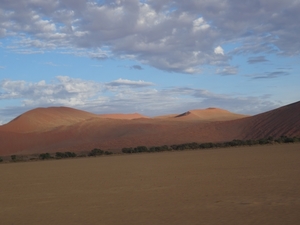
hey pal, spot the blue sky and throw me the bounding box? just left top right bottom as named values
left=0, top=0, right=300, bottom=124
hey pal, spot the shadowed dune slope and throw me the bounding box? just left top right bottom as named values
left=0, top=101, right=299, bottom=156
left=235, top=101, right=300, bottom=140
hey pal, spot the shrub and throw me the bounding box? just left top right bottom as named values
left=64, top=152, right=77, bottom=158
left=55, top=152, right=77, bottom=159
left=0, top=157, right=3, bottom=163
left=149, top=146, right=163, bottom=152
left=39, top=153, right=51, bottom=160
left=55, top=152, right=65, bottom=158
left=104, top=151, right=113, bottom=155
left=122, top=148, right=133, bottom=153
left=258, top=138, right=269, bottom=145
left=199, top=142, right=214, bottom=149
left=161, top=145, right=170, bottom=151
left=11, top=155, right=17, bottom=162
left=134, top=146, right=148, bottom=153
left=88, top=148, right=104, bottom=156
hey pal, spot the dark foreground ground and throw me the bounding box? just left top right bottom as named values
left=1, top=143, right=300, bottom=225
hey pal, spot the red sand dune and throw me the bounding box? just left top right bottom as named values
left=0, top=107, right=98, bottom=133
left=98, top=113, right=149, bottom=120
left=234, top=101, right=300, bottom=140
left=173, top=108, right=248, bottom=121
left=0, top=101, right=299, bottom=156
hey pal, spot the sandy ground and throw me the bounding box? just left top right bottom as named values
left=0, top=144, right=300, bottom=225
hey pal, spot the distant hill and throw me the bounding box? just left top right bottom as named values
left=0, top=101, right=299, bottom=156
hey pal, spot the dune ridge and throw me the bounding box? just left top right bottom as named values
left=0, top=101, right=299, bottom=156
left=174, top=108, right=248, bottom=121
left=0, top=107, right=98, bottom=133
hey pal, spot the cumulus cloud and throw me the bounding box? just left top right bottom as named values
left=0, top=76, right=103, bottom=106
left=214, top=46, right=224, bottom=55
left=1, top=0, right=298, bottom=73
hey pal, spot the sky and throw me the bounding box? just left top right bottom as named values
left=0, top=0, right=300, bottom=124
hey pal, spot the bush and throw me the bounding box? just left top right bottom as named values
left=55, top=152, right=77, bottom=159
left=104, top=151, right=113, bottom=155
left=122, top=148, right=134, bottom=153
left=55, top=152, right=65, bottom=158
left=134, top=146, right=148, bottom=153
left=39, top=153, right=51, bottom=160
left=11, top=155, right=17, bottom=162
left=65, top=152, right=77, bottom=158
left=258, top=138, right=267, bottom=145
left=0, top=157, right=3, bottom=163
left=199, top=142, right=214, bottom=149
left=88, top=148, right=104, bottom=156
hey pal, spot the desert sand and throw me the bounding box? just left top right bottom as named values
left=0, top=101, right=299, bottom=156
left=1, top=144, right=300, bottom=225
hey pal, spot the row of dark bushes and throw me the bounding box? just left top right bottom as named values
left=1, top=136, right=299, bottom=163
left=38, top=148, right=113, bottom=160
left=122, top=136, right=300, bottom=154
left=1, top=148, right=114, bottom=162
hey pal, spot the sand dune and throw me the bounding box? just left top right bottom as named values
left=235, top=101, right=300, bottom=139
left=173, top=108, right=248, bottom=121
left=98, top=113, right=149, bottom=120
left=0, top=107, right=98, bottom=133
left=0, top=101, right=299, bottom=156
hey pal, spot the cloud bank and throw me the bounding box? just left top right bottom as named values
left=0, top=76, right=280, bottom=124
left=1, top=0, right=299, bottom=73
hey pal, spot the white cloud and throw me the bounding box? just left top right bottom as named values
left=107, top=78, right=154, bottom=88
left=216, top=66, right=238, bottom=75
left=0, top=76, right=102, bottom=106
left=214, top=46, right=224, bottom=55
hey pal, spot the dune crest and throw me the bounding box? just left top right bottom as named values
left=174, top=108, right=248, bottom=121
left=0, top=107, right=97, bottom=133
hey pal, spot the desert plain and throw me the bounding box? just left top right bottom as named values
left=1, top=143, right=300, bottom=225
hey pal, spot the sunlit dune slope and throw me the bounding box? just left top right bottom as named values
left=153, top=108, right=247, bottom=121
left=173, top=108, right=248, bottom=121
left=0, top=107, right=97, bottom=133
left=98, top=113, right=149, bottom=120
